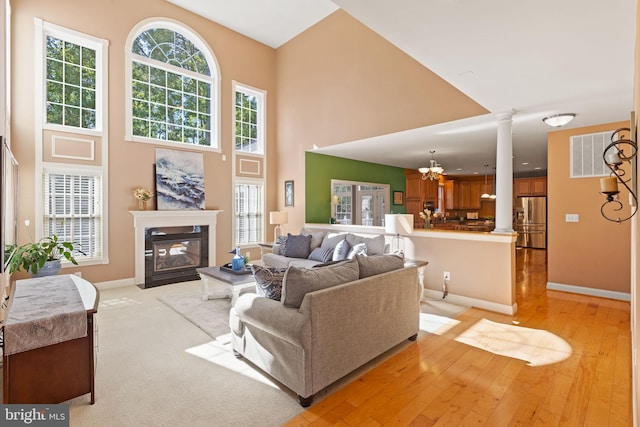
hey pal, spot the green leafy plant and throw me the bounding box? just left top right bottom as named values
left=6, top=234, right=85, bottom=275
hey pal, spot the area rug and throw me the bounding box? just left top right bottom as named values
left=158, top=292, right=232, bottom=339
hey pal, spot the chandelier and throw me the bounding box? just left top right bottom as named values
left=418, top=150, right=444, bottom=181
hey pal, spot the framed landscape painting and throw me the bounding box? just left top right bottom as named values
left=155, top=148, right=205, bottom=210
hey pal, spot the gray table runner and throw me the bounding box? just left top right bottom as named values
left=4, top=274, right=87, bottom=355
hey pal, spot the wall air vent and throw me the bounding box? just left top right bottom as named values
left=570, top=130, right=614, bottom=178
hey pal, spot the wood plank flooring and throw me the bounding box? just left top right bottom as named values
left=283, top=248, right=632, bottom=426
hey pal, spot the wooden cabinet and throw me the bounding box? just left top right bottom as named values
left=405, top=170, right=439, bottom=227
left=456, top=180, right=482, bottom=209
left=444, top=180, right=455, bottom=210
left=515, top=177, right=547, bottom=197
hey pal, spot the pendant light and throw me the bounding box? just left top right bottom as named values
left=481, top=164, right=491, bottom=199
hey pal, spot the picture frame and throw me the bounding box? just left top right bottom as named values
left=393, top=191, right=404, bottom=205
left=285, top=180, right=294, bottom=207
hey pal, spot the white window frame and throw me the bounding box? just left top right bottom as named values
left=233, top=81, right=265, bottom=155
left=234, top=178, right=265, bottom=247
left=34, top=19, right=109, bottom=266
left=42, top=165, right=104, bottom=263
left=124, top=18, right=221, bottom=152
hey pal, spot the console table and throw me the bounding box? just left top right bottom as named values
left=2, top=274, right=99, bottom=404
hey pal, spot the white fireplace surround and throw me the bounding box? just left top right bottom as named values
left=130, top=210, right=222, bottom=285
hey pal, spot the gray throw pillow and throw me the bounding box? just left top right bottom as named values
left=332, top=238, right=351, bottom=261
left=347, top=242, right=367, bottom=259
left=251, top=265, right=286, bottom=301
left=308, top=246, right=334, bottom=263
left=301, top=229, right=326, bottom=251
left=282, top=233, right=312, bottom=258
left=281, top=258, right=360, bottom=308
left=356, top=254, right=404, bottom=278
left=346, top=234, right=386, bottom=256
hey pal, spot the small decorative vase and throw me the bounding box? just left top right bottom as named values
left=138, top=199, right=147, bottom=210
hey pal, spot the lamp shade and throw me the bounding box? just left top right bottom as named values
left=269, top=211, right=288, bottom=225
left=384, top=214, right=414, bottom=235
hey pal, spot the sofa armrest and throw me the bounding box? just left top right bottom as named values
left=233, top=293, right=310, bottom=347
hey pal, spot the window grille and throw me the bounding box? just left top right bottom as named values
left=235, top=182, right=263, bottom=245
left=234, top=85, right=264, bottom=154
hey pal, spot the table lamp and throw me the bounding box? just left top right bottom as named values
left=269, top=211, right=288, bottom=243
left=384, top=214, right=414, bottom=252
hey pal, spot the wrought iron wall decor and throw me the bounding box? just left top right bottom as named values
left=600, top=126, right=637, bottom=222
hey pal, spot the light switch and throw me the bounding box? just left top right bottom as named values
left=565, top=214, right=579, bottom=222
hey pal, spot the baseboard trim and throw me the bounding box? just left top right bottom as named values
left=546, top=282, right=631, bottom=301
left=422, top=289, right=518, bottom=315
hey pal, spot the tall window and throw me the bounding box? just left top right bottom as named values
left=235, top=181, right=263, bottom=245
left=234, top=83, right=265, bottom=154
left=45, top=36, right=97, bottom=129
left=43, top=170, right=102, bottom=259
left=36, top=20, right=108, bottom=265
left=127, top=21, right=220, bottom=149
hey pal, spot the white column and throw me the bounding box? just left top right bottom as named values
left=493, top=112, right=514, bottom=234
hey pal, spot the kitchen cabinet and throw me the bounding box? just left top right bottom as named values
left=444, top=180, right=455, bottom=210
left=405, top=170, right=439, bottom=227
left=515, top=177, right=547, bottom=197
left=455, top=180, right=482, bottom=209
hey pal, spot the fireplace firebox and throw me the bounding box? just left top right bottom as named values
left=143, top=225, right=209, bottom=288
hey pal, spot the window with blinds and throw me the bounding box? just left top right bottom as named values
left=43, top=171, right=102, bottom=259
left=234, top=182, right=263, bottom=245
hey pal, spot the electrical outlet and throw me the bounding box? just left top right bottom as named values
left=565, top=213, right=579, bottom=222
left=443, top=271, right=450, bottom=281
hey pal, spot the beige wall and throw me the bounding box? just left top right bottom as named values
left=275, top=10, right=488, bottom=231
left=547, top=121, right=631, bottom=294
left=632, top=0, right=639, bottom=421
left=10, top=0, right=277, bottom=283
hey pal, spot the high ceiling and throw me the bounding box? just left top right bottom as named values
left=167, top=0, right=636, bottom=176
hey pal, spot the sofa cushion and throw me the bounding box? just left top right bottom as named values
left=308, top=246, right=334, bottom=263
left=347, top=242, right=367, bottom=259
left=346, top=234, right=386, bottom=256
left=282, top=233, right=312, bottom=258
left=251, top=265, right=286, bottom=301
left=321, top=232, right=351, bottom=250
left=356, top=254, right=404, bottom=279
left=301, top=228, right=326, bottom=251
left=282, top=258, right=360, bottom=308
left=332, top=238, right=351, bottom=261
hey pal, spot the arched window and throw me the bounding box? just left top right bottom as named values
left=126, top=19, right=220, bottom=150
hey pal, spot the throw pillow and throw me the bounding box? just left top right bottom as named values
left=346, top=234, right=386, bottom=256
left=320, top=232, right=351, bottom=250
left=281, top=258, right=360, bottom=308
left=332, top=238, right=351, bottom=261
left=300, top=228, right=326, bottom=251
left=282, top=233, right=312, bottom=258
left=347, top=242, right=367, bottom=259
left=356, top=254, right=404, bottom=279
left=251, top=265, right=286, bottom=301
left=276, top=235, right=288, bottom=256
left=308, top=246, right=334, bottom=263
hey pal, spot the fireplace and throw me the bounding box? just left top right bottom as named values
left=130, top=210, right=221, bottom=286
left=143, top=226, right=208, bottom=288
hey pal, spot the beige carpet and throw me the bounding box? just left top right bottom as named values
left=158, top=292, right=231, bottom=338
left=62, top=280, right=304, bottom=427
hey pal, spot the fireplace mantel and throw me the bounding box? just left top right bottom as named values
left=130, top=210, right=222, bottom=285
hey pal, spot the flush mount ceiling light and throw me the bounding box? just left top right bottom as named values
left=542, top=113, right=576, bottom=127
left=418, top=150, right=444, bottom=181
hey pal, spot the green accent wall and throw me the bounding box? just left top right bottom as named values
left=305, top=152, right=407, bottom=223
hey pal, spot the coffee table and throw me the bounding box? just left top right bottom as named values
left=196, top=266, right=256, bottom=304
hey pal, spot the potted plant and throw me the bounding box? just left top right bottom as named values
left=6, top=234, right=85, bottom=277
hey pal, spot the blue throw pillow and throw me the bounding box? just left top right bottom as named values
left=251, top=265, right=286, bottom=301
left=308, top=246, right=334, bottom=263
left=332, top=238, right=351, bottom=261
left=282, top=233, right=312, bottom=258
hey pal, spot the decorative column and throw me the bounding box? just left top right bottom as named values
left=493, top=112, right=514, bottom=234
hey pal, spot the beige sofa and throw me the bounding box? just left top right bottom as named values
left=229, top=255, right=423, bottom=406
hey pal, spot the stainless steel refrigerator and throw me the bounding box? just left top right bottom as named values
left=515, top=196, right=547, bottom=249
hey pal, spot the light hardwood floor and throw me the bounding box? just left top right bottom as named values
left=283, top=248, right=632, bottom=426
